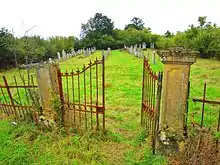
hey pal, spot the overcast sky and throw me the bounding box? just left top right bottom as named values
left=0, top=0, right=219, bottom=38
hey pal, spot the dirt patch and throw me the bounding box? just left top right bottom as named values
left=200, top=74, right=208, bottom=79
left=104, top=83, right=112, bottom=88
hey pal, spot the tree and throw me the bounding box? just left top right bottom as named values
left=0, top=27, right=15, bottom=67
left=164, top=30, right=173, bottom=38
left=80, top=13, right=114, bottom=49
left=81, top=13, right=114, bottom=38
left=198, top=16, right=207, bottom=27
left=124, top=17, right=145, bottom=30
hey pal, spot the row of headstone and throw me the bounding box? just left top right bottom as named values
left=126, top=45, right=144, bottom=59
left=124, top=42, right=147, bottom=50
left=84, top=47, right=96, bottom=57
left=56, top=47, right=96, bottom=62
left=125, top=43, right=156, bottom=64
left=103, top=48, right=111, bottom=60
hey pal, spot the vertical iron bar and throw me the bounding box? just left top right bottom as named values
left=57, top=69, right=64, bottom=126
left=0, top=86, right=8, bottom=116
left=102, top=54, right=105, bottom=130
left=66, top=70, right=70, bottom=106
left=13, top=76, right=23, bottom=119
left=1, top=87, right=10, bottom=116
left=30, top=75, right=37, bottom=120
left=65, top=71, right=70, bottom=126
left=152, top=73, right=156, bottom=136
left=3, top=76, right=17, bottom=119
left=152, top=72, right=163, bottom=154
left=22, top=75, right=30, bottom=105
left=216, top=107, right=220, bottom=150
left=71, top=70, right=76, bottom=125
left=83, top=65, right=87, bottom=129
left=96, top=58, right=99, bottom=130
left=77, top=69, right=81, bottom=128
left=14, top=76, right=22, bottom=105
left=201, top=82, right=206, bottom=127
left=149, top=73, right=152, bottom=133
left=90, top=61, right=93, bottom=129
left=146, top=65, right=150, bottom=131
left=141, top=57, right=146, bottom=125
left=185, top=81, right=190, bottom=136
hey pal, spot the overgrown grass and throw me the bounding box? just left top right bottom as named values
left=0, top=50, right=167, bottom=164
left=0, top=49, right=219, bottom=164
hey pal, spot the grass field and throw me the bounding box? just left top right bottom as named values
left=0, top=50, right=219, bottom=164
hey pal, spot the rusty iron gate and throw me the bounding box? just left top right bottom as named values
left=57, top=55, right=105, bottom=131
left=141, top=56, right=163, bottom=154
left=0, top=74, right=40, bottom=122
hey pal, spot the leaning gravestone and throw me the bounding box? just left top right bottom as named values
left=129, top=46, right=133, bottom=54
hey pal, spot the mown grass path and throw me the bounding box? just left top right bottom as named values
left=1, top=50, right=219, bottom=164
left=0, top=50, right=166, bottom=165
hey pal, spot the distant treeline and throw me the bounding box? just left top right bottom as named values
left=0, top=14, right=219, bottom=68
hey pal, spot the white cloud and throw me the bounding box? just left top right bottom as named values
left=0, top=0, right=219, bottom=37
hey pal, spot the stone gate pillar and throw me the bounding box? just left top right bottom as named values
left=37, top=64, right=60, bottom=122
left=157, top=47, right=198, bottom=153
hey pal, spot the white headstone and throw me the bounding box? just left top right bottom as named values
left=48, top=58, right=53, bottom=64
left=107, top=48, right=111, bottom=55
left=142, top=42, right=146, bottom=49
left=152, top=51, right=156, bottom=64
left=62, top=50, right=66, bottom=60
left=57, top=52, right=61, bottom=61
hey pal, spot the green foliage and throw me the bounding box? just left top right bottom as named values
left=156, top=16, right=220, bottom=59
left=80, top=13, right=114, bottom=49
left=51, top=93, right=62, bottom=127
left=0, top=27, right=16, bottom=67
left=1, top=15, right=219, bottom=69
left=125, top=17, right=145, bottom=30
left=125, top=149, right=166, bottom=165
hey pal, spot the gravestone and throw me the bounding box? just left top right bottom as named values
left=129, top=46, right=133, bottom=54
left=133, top=45, right=137, bottom=55
left=150, top=43, right=155, bottom=49
left=152, top=50, right=156, bottom=64
left=62, top=50, right=66, bottom=60
left=48, top=58, right=53, bottom=64
left=57, top=52, right=61, bottom=61
left=134, top=51, right=137, bottom=56
left=139, top=44, right=142, bottom=49
left=142, top=42, right=146, bottom=49
left=107, top=48, right=111, bottom=55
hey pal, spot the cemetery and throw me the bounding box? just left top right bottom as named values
left=0, top=4, right=220, bottom=164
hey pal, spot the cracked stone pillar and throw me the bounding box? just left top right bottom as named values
left=157, top=47, right=198, bottom=153
left=37, top=64, right=60, bottom=121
